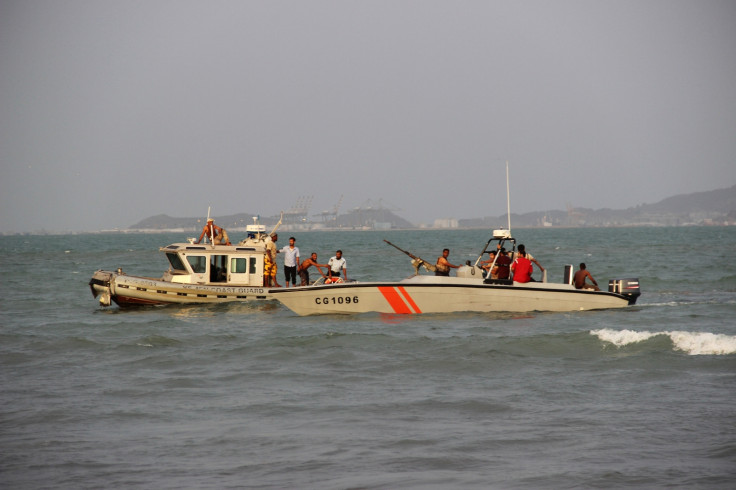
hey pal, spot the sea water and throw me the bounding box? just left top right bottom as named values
left=1, top=227, right=735, bottom=489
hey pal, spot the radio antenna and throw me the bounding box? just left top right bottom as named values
left=506, top=161, right=511, bottom=234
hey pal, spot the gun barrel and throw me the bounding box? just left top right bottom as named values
left=383, top=239, right=416, bottom=258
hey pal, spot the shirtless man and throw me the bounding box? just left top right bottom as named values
left=196, top=218, right=231, bottom=245
left=481, top=251, right=497, bottom=278
left=435, top=248, right=460, bottom=276
left=298, top=252, right=328, bottom=286
left=573, top=263, right=600, bottom=291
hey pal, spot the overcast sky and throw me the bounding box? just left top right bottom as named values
left=1, top=0, right=734, bottom=232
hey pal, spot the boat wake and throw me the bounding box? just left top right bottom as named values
left=591, top=328, right=736, bottom=355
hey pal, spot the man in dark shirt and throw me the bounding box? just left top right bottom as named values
left=493, top=248, right=512, bottom=280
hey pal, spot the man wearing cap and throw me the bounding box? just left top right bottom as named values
left=195, top=218, right=230, bottom=245
left=264, top=233, right=281, bottom=287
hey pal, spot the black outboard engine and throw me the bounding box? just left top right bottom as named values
left=608, top=278, right=641, bottom=305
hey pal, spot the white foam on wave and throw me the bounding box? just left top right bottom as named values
left=590, top=328, right=736, bottom=355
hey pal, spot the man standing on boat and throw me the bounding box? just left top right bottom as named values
left=264, top=234, right=281, bottom=287
left=327, top=250, right=347, bottom=282
left=195, top=218, right=231, bottom=245
left=573, top=263, right=600, bottom=291
left=435, top=249, right=460, bottom=276
left=279, top=237, right=301, bottom=287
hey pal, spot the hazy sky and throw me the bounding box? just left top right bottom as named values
left=1, top=0, right=735, bottom=232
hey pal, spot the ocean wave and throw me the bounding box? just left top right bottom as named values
left=590, top=328, right=736, bottom=355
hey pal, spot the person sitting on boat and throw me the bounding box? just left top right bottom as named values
left=298, top=252, right=328, bottom=286
left=511, top=249, right=533, bottom=283
left=196, top=218, right=231, bottom=245
left=493, top=247, right=512, bottom=280
left=514, top=244, right=544, bottom=278
left=573, top=263, right=600, bottom=291
left=327, top=250, right=347, bottom=282
left=481, top=251, right=497, bottom=278
left=435, top=248, right=460, bottom=276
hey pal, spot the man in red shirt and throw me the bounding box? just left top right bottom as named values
left=511, top=251, right=533, bottom=283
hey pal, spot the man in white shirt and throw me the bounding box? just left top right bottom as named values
left=279, top=236, right=301, bottom=287
left=327, top=250, right=347, bottom=281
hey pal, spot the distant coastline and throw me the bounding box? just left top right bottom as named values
left=125, top=184, right=736, bottom=232
left=3, top=184, right=734, bottom=235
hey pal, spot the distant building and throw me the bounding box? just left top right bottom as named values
left=433, top=218, right=458, bottom=228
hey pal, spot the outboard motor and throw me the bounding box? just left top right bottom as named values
left=608, top=278, right=641, bottom=305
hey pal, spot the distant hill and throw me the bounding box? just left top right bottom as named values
left=460, top=184, right=736, bottom=228
left=130, top=185, right=736, bottom=230
left=129, top=209, right=413, bottom=230
left=640, top=185, right=736, bottom=214
left=131, top=213, right=277, bottom=231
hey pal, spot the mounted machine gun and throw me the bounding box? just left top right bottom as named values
left=383, top=239, right=437, bottom=275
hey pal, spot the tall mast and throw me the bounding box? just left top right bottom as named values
left=506, top=161, right=511, bottom=233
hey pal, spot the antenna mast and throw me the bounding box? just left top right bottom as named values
left=506, top=161, right=511, bottom=233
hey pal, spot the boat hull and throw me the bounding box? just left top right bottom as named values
left=89, top=270, right=273, bottom=307
left=269, top=278, right=638, bottom=316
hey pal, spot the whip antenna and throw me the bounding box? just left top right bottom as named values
left=506, top=161, right=511, bottom=234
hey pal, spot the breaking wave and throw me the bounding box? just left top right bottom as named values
left=591, top=328, right=736, bottom=355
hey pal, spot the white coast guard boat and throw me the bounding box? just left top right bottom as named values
left=90, top=218, right=276, bottom=307
left=270, top=164, right=640, bottom=316
left=269, top=229, right=641, bottom=316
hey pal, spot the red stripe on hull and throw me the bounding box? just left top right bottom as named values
left=112, top=295, right=169, bottom=307
left=397, top=286, right=421, bottom=314
left=378, top=286, right=413, bottom=314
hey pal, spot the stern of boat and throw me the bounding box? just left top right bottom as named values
left=608, top=278, right=641, bottom=305
left=89, top=269, right=116, bottom=306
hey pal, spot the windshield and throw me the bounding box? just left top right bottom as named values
left=166, top=252, right=187, bottom=272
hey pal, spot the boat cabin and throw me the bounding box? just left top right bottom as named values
left=160, top=241, right=267, bottom=287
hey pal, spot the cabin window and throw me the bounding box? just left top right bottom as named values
left=250, top=257, right=257, bottom=273
left=187, top=256, right=207, bottom=273
left=166, top=253, right=187, bottom=272
left=231, top=257, right=247, bottom=274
